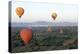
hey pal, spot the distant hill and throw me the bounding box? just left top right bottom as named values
left=11, top=21, right=78, bottom=27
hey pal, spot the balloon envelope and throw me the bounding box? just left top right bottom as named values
left=59, top=29, right=63, bottom=34
left=51, top=12, right=57, bottom=20
left=20, top=28, right=32, bottom=44
left=16, top=7, right=24, bottom=18
left=47, top=26, right=52, bottom=32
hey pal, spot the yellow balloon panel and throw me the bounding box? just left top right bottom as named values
left=51, top=12, right=57, bottom=20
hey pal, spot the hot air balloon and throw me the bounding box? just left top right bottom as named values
left=51, top=12, right=57, bottom=20
left=59, top=29, right=63, bottom=34
left=16, top=7, right=24, bottom=18
left=47, top=26, right=52, bottom=32
left=20, top=28, right=32, bottom=44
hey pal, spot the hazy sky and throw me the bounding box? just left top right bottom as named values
left=12, top=1, right=78, bottom=23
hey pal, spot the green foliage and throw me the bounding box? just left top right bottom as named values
left=11, top=26, right=78, bottom=53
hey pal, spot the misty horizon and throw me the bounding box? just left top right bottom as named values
left=11, top=21, right=77, bottom=27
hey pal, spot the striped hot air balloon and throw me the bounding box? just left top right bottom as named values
left=16, top=7, right=24, bottom=18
